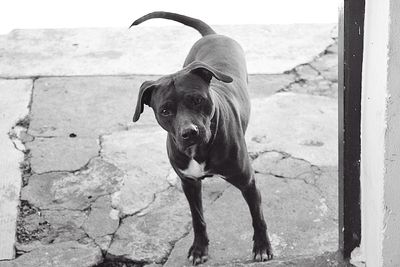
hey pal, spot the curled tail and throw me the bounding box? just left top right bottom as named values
left=130, top=11, right=216, bottom=37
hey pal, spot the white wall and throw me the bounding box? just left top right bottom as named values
left=0, top=0, right=338, bottom=34
left=361, top=0, right=400, bottom=266
left=382, top=0, right=400, bottom=265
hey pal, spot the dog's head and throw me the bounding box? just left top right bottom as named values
left=133, top=61, right=233, bottom=154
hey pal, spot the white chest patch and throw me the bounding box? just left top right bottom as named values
left=180, top=159, right=207, bottom=179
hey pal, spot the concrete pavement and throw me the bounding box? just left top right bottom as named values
left=0, top=25, right=341, bottom=266
left=0, top=80, right=31, bottom=260
left=0, top=25, right=335, bottom=77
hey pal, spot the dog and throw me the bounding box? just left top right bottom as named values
left=131, top=12, right=273, bottom=265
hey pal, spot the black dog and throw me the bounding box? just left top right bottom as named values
left=132, top=11, right=273, bottom=265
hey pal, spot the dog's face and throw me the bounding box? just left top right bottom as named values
left=133, top=61, right=232, bottom=154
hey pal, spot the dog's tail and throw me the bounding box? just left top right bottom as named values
left=130, top=11, right=216, bottom=37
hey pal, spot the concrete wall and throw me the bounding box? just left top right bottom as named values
left=361, top=0, right=400, bottom=266
left=382, top=1, right=400, bottom=265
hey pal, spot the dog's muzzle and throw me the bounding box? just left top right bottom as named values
left=181, top=124, right=199, bottom=141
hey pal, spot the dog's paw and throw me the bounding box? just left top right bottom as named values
left=188, top=243, right=208, bottom=265
left=252, top=234, right=273, bottom=261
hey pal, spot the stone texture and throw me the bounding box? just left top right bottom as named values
left=21, top=158, right=124, bottom=210
left=315, top=167, right=339, bottom=219
left=28, top=76, right=159, bottom=138
left=0, top=241, right=102, bottom=267
left=326, top=42, right=338, bottom=55
left=83, top=195, right=119, bottom=241
left=27, top=137, right=99, bottom=173
left=107, top=187, right=191, bottom=263
left=246, top=92, right=337, bottom=166
left=294, top=64, right=320, bottom=81
left=16, top=213, right=50, bottom=250
left=0, top=79, right=32, bottom=260
left=248, top=73, right=296, bottom=98
left=4, top=27, right=339, bottom=265
left=283, top=41, right=338, bottom=98
left=310, top=52, right=338, bottom=82
left=28, top=73, right=295, bottom=141
left=165, top=173, right=337, bottom=266
left=102, top=128, right=171, bottom=215
left=94, top=235, right=113, bottom=252
left=16, top=208, right=89, bottom=252
left=0, top=25, right=335, bottom=77
left=215, top=252, right=345, bottom=267
left=41, top=209, right=87, bottom=244
left=287, top=77, right=337, bottom=98
left=252, top=151, right=319, bottom=182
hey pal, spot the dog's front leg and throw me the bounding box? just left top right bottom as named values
left=181, top=179, right=209, bottom=265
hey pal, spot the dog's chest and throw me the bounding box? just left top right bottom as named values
left=179, top=159, right=207, bottom=179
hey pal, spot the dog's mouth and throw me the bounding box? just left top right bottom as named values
left=177, top=136, right=205, bottom=156
left=181, top=140, right=199, bottom=153
left=184, top=140, right=197, bottom=148
left=184, top=143, right=197, bottom=157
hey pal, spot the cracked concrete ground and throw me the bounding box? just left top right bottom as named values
left=0, top=25, right=341, bottom=266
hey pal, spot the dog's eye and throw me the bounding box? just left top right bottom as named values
left=160, top=108, right=172, bottom=116
left=192, top=97, right=203, bottom=105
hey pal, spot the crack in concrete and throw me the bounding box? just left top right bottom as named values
left=75, top=229, right=122, bottom=267
left=39, top=207, right=85, bottom=212
left=159, top=182, right=231, bottom=265
left=78, top=231, right=102, bottom=249
left=8, top=132, right=26, bottom=152
left=7, top=39, right=339, bottom=263
left=251, top=149, right=337, bottom=219
left=7, top=78, right=36, bottom=183
left=33, top=136, right=57, bottom=139
left=15, top=118, right=169, bottom=261
left=32, top=153, right=100, bottom=176
left=278, top=41, right=337, bottom=95
left=249, top=148, right=291, bottom=161
left=29, top=130, right=117, bottom=177
left=102, top=185, right=176, bottom=264
left=207, top=186, right=230, bottom=205
left=97, top=170, right=231, bottom=264
left=7, top=78, right=41, bottom=151
left=8, top=80, right=36, bottom=254
left=31, top=133, right=106, bottom=176
left=27, top=78, right=37, bottom=110
left=26, top=129, right=117, bottom=177
left=98, top=133, right=106, bottom=158
left=266, top=172, right=337, bottom=222
left=102, top=217, right=121, bottom=256
left=251, top=148, right=323, bottom=176
left=306, top=63, right=323, bottom=77
left=160, top=222, right=193, bottom=265
left=119, top=186, right=167, bottom=219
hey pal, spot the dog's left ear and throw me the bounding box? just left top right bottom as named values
left=186, top=61, right=233, bottom=83
left=133, top=80, right=156, bottom=122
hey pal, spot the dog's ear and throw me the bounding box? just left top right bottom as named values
left=186, top=61, right=233, bottom=83
left=133, top=81, right=156, bottom=122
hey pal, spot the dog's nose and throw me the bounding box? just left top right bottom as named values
left=181, top=125, right=199, bottom=140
